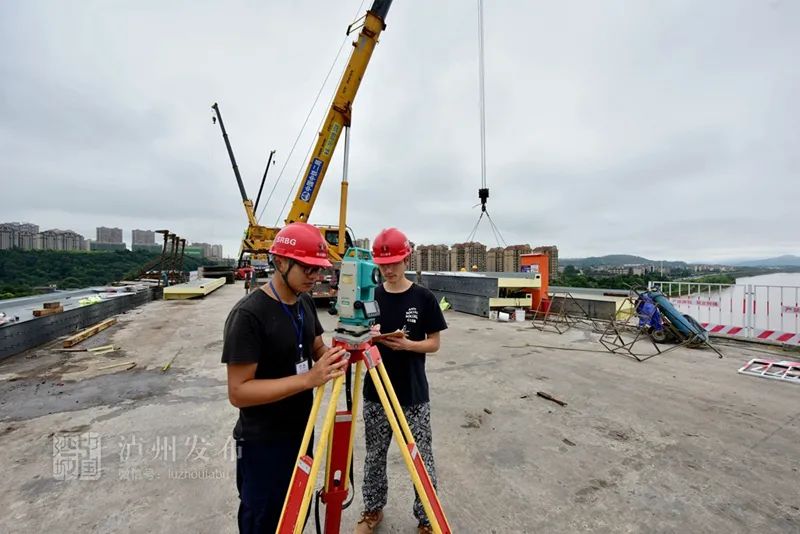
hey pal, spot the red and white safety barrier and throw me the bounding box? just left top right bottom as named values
left=752, top=329, right=800, bottom=345
left=700, top=323, right=800, bottom=345
left=700, top=323, right=747, bottom=338
left=651, top=281, right=800, bottom=347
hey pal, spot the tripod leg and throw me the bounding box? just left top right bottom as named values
left=278, top=382, right=326, bottom=531
left=322, top=360, right=365, bottom=534
left=367, top=365, right=452, bottom=534
left=278, top=375, right=345, bottom=534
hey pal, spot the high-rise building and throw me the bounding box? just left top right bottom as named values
left=416, top=245, right=450, bottom=272
left=40, top=229, right=85, bottom=251
left=0, top=222, right=40, bottom=250
left=354, top=238, right=370, bottom=251
left=532, top=245, right=559, bottom=280
left=131, top=229, right=155, bottom=245
left=449, top=242, right=486, bottom=271
left=503, top=244, right=533, bottom=272
left=486, top=247, right=504, bottom=272
left=405, top=241, right=417, bottom=271
left=0, top=225, right=13, bottom=250
left=1, top=223, right=86, bottom=251
left=97, top=227, right=123, bottom=244
left=210, top=244, right=223, bottom=260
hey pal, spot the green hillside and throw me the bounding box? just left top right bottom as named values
left=0, top=249, right=209, bottom=300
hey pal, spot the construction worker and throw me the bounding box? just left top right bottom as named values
left=221, top=222, right=348, bottom=534
left=356, top=228, right=447, bottom=534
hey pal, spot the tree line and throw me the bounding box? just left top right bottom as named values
left=0, top=249, right=212, bottom=300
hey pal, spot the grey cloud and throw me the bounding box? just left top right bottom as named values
left=1, top=0, right=798, bottom=261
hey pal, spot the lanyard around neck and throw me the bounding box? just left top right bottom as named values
left=269, top=280, right=305, bottom=360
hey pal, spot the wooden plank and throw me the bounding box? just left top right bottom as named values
left=62, top=318, right=118, bottom=348
left=33, top=306, right=63, bottom=317
left=43, top=302, right=62, bottom=309
left=87, top=344, right=115, bottom=352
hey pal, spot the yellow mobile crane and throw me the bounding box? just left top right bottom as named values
left=214, top=0, right=392, bottom=296
left=285, top=0, right=393, bottom=256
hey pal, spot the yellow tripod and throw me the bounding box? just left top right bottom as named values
left=277, top=336, right=451, bottom=534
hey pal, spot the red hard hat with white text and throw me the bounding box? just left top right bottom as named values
left=372, top=228, right=412, bottom=265
left=269, top=222, right=332, bottom=268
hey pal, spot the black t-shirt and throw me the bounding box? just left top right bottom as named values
left=221, top=289, right=323, bottom=442
left=364, top=283, right=447, bottom=406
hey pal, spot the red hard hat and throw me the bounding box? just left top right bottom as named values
left=372, top=228, right=412, bottom=265
left=269, top=222, right=332, bottom=268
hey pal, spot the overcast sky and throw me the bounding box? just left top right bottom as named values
left=1, top=0, right=797, bottom=263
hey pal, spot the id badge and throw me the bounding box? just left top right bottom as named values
left=295, top=359, right=309, bottom=375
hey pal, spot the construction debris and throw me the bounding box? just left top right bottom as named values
left=161, top=348, right=183, bottom=373
left=97, top=361, right=136, bottom=371
left=62, top=318, right=118, bottom=348
left=738, top=358, right=800, bottom=384
left=33, top=302, right=64, bottom=317
left=598, top=291, right=723, bottom=362
left=536, top=391, right=567, bottom=407
left=531, top=291, right=594, bottom=334
left=88, top=344, right=115, bottom=353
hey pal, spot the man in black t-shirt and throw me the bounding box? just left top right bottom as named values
left=222, top=222, right=348, bottom=534
left=356, top=228, right=447, bottom=534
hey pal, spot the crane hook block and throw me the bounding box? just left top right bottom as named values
left=478, top=188, right=489, bottom=212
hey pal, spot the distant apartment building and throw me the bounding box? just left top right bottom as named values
left=450, top=242, right=486, bottom=272
left=532, top=245, right=559, bottom=280
left=39, top=229, right=85, bottom=251
left=1, top=222, right=85, bottom=251
left=130, top=229, right=163, bottom=252
left=131, top=229, right=155, bottom=245
left=414, top=245, right=450, bottom=272
left=97, top=226, right=123, bottom=244
left=0, top=226, right=14, bottom=250
left=406, top=241, right=418, bottom=271
left=503, top=244, right=533, bottom=272
left=354, top=238, right=370, bottom=251
left=210, top=244, right=223, bottom=260
left=486, top=247, right=504, bottom=272
left=0, top=222, right=40, bottom=250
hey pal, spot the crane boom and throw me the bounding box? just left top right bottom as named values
left=285, top=0, right=393, bottom=225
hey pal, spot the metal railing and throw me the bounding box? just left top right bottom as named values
left=648, top=281, right=800, bottom=345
